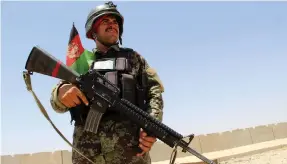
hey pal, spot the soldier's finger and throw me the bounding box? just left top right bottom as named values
left=139, top=144, right=150, bottom=152
left=141, top=136, right=157, bottom=143
left=140, top=130, right=147, bottom=138
left=59, top=87, right=76, bottom=107
left=139, top=138, right=153, bottom=148
left=67, top=102, right=76, bottom=108
left=61, top=98, right=75, bottom=108
left=66, top=87, right=82, bottom=106
left=136, top=151, right=145, bottom=157
left=65, top=93, right=79, bottom=106
left=72, top=96, right=81, bottom=105
left=75, top=88, right=89, bottom=105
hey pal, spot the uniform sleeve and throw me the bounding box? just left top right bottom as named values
left=137, top=53, right=164, bottom=122
left=50, top=81, right=70, bottom=113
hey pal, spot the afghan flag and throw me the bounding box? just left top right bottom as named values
left=66, top=23, right=95, bottom=75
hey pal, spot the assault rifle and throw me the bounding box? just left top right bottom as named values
left=23, top=46, right=215, bottom=164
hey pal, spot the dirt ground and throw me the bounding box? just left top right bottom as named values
left=219, top=146, right=287, bottom=164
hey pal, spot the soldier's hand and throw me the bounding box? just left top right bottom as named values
left=58, top=83, right=89, bottom=108
left=137, top=128, right=157, bottom=157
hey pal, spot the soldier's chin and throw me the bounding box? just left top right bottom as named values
left=108, top=38, right=119, bottom=44
left=104, top=40, right=118, bottom=46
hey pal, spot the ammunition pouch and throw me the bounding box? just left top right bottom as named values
left=136, top=65, right=148, bottom=111
left=69, top=48, right=148, bottom=125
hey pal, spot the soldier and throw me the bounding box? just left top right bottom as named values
left=50, top=1, right=164, bottom=164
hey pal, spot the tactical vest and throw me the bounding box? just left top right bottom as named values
left=69, top=48, right=148, bottom=125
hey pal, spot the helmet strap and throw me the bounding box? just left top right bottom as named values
left=119, top=36, right=122, bottom=45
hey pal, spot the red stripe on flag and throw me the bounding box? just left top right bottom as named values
left=52, top=61, right=61, bottom=77
left=66, top=34, right=85, bottom=67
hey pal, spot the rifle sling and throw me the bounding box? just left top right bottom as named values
left=22, top=71, right=181, bottom=164
left=22, top=71, right=96, bottom=164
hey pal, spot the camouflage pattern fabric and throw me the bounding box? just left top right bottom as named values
left=71, top=119, right=152, bottom=164
left=50, top=46, right=164, bottom=164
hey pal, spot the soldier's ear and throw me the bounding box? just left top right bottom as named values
left=92, top=32, right=97, bottom=40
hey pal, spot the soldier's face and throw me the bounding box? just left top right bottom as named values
left=96, top=15, right=119, bottom=44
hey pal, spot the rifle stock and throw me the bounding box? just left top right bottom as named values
left=24, top=46, right=108, bottom=134
left=25, top=46, right=80, bottom=83
left=24, top=46, right=215, bottom=164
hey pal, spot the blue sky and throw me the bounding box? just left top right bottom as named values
left=1, top=1, right=287, bottom=155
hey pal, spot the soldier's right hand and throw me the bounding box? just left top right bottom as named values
left=58, top=84, right=89, bottom=108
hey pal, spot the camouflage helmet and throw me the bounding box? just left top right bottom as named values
left=85, top=1, right=124, bottom=43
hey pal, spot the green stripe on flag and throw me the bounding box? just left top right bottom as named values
left=69, top=49, right=95, bottom=75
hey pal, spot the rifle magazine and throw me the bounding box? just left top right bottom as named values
left=84, top=109, right=104, bottom=134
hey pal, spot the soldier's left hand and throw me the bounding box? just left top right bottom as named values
left=137, top=128, right=157, bottom=156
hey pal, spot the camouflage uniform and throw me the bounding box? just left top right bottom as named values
left=50, top=44, right=164, bottom=164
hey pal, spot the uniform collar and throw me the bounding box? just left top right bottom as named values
left=92, top=44, right=120, bottom=54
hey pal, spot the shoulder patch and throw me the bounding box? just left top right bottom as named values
left=146, top=68, right=164, bottom=92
